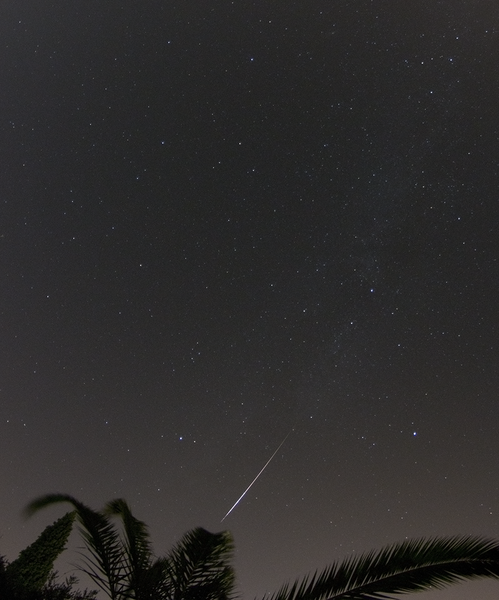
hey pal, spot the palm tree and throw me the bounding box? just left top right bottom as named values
left=26, top=493, right=499, bottom=600
left=25, top=494, right=235, bottom=600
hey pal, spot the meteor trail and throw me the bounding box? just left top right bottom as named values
left=221, top=428, right=294, bottom=522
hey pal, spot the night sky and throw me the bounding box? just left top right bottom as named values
left=1, top=1, right=499, bottom=599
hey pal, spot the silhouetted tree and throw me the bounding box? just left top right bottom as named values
left=26, top=493, right=499, bottom=600
left=0, top=511, right=96, bottom=600
left=6, top=511, right=75, bottom=596
left=26, top=494, right=235, bottom=600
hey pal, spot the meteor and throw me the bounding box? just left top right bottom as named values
left=221, top=428, right=294, bottom=522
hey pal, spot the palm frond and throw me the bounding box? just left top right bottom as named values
left=26, top=493, right=127, bottom=600
left=163, top=527, right=236, bottom=600
left=139, top=556, right=178, bottom=600
left=265, top=535, right=499, bottom=600
left=105, top=498, right=154, bottom=600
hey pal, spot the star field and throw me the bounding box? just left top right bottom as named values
left=1, top=2, right=499, bottom=599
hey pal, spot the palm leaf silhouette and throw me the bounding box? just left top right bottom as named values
left=26, top=493, right=126, bottom=600
left=163, top=527, right=236, bottom=600
left=264, top=535, right=499, bottom=600
left=25, top=494, right=236, bottom=600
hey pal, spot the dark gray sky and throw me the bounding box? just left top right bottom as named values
left=1, top=1, right=499, bottom=598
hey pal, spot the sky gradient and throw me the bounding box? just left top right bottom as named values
left=1, top=1, right=499, bottom=599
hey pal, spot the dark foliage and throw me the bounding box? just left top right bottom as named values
left=26, top=494, right=236, bottom=600
left=24, top=494, right=499, bottom=600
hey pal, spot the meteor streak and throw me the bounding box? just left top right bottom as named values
left=221, top=428, right=294, bottom=522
